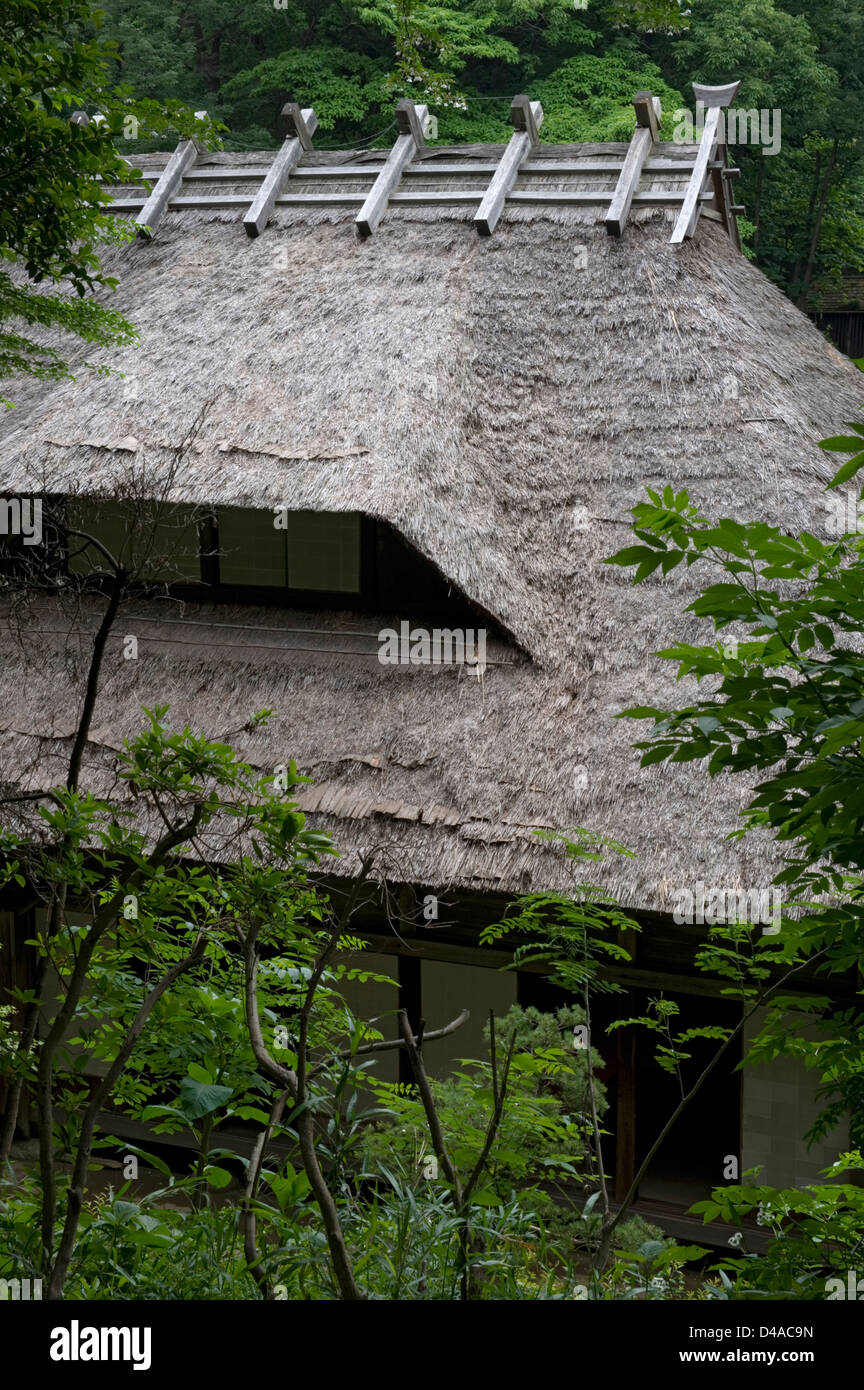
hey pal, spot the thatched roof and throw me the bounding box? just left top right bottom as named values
left=1, top=142, right=862, bottom=909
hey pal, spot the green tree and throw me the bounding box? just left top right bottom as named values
left=93, top=0, right=691, bottom=145
left=0, top=0, right=216, bottom=405
left=535, top=51, right=684, bottom=142
left=605, top=401, right=864, bottom=1153
left=363, top=1002, right=606, bottom=1197
left=660, top=0, right=864, bottom=296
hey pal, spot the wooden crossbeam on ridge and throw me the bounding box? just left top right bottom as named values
left=355, top=100, right=432, bottom=237
left=474, top=95, right=543, bottom=236
left=135, top=130, right=205, bottom=239
left=670, top=81, right=741, bottom=245
left=243, top=103, right=317, bottom=237
left=605, top=92, right=661, bottom=237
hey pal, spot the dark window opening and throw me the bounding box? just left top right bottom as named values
left=518, top=973, right=742, bottom=1209
left=3, top=498, right=482, bottom=622
left=0, top=494, right=66, bottom=584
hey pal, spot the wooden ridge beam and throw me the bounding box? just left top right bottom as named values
left=243, top=103, right=317, bottom=238
left=670, top=80, right=740, bottom=245
left=355, top=100, right=431, bottom=237
left=474, top=94, right=543, bottom=236
left=522, top=157, right=693, bottom=174
left=166, top=156, right=698, bottom=181
left=186, top=164, right=377, bottom=182
left=106, top=188, right=714, bottom=214
left=509, top=189, right=711, bottom=206
left=605, top=91, right=661, bottom=237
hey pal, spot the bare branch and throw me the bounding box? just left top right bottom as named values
left=397, top=1009, right=463, bottom=1203
left=307, top=1007, right=469, bottom=1079
left=461, top=1021, right=517, bottom=1209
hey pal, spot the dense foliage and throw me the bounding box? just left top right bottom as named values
left=0, top=0, right=216, bottom=398
left=604, top=390, right=864, bottom=1276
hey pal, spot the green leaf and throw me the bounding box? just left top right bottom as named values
left=606, top=545, right=665, bottom=568
left=262, top=1168, right=311, bottom=1211
left=819, top=436, right=864, bottom=452
left=140, top=1104, right=187, bottom=1126
left=186, top=1062, right=213, bottom=1085
left=656, top=1243, right=710, bottom=1266
left=178, top=1077, right=234, bottom=1121
left=468, top=1189, right=501, bottom=1208
left=640, top=745, right=672, bottom=766
left=203, top=1164, right=233, bottom=1189
left=111, top=1142, right=172, bottom=1177
left=827, top=453, right=864, bottom=489
left=229, top=1105, right=272, bottom=1125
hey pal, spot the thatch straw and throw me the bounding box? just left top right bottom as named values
left=1, top=147, right=861, bottom=908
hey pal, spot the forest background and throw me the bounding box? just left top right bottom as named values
left=89, top=0, right=864, bottom=309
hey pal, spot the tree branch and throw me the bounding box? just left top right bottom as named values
left=47, top=931, right=208, bottom=1298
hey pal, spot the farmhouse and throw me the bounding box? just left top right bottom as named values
left=1, top=86, right=861, bottom=1232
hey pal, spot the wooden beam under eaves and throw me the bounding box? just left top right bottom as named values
left=135, top=125, right=207, bottom=239
left=670, top=80, right=741, bottom=245
left=605, top=91, right=661, bottom=237
left=243, top=103, right=317, bottom=238
left=355, top=100, right=432, bottom=237
left=474, top=94, right=544, bottom=236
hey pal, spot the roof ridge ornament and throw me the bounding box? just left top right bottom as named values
left=474, top=94, right=544, bottom=236
left=355, top=99, right=432, bottom=237
left=605, top=90, right=661, bottom=237
left=670, top=80, right=741, bottom=245
left=243, top=103, right=318, bottom=238
left=135, top=113, right=208, bottom=240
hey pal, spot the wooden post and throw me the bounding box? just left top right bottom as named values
left=243, top=104, right=317, bottom=238
left=615, top=1007, right=637, bottom=1203
left=670, top=80, right=740, bottom=245
left=605, top=92, right=661, bottom=237
left=135, top=134, right=205, bottom=239
left=0, top=906, right=36, bottom=1137
left=474, top=95, right=544, bottom=236
left=396, top=884, right=421, bottom=1086
left=710, top=159, right=743, bottom=251
left=0, top=910, right=15, bottom=1117
left=614, top=920, right=639, bottom=1202
left=355, top=100, right=431, bottom=237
